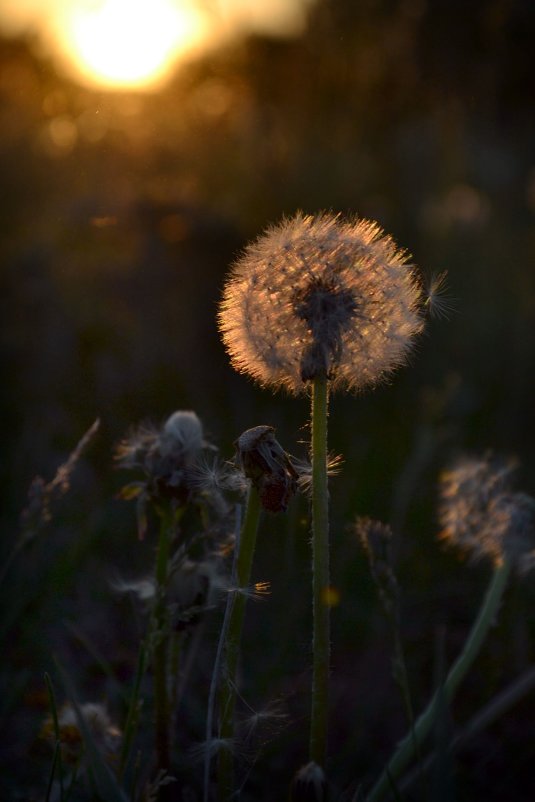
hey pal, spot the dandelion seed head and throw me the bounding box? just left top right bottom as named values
left=160, top=410, right=204, bottom=460
left=438, top=455, right=535, bottom=569
left=42, top=702, right=120, bottom=763
left=218, top=212, right=424, bottom=394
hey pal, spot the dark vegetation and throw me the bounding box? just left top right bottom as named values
left=1, top=0, right=535, bottom=798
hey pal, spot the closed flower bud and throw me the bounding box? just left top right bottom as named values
left=234, top=425, right=297, bottom=512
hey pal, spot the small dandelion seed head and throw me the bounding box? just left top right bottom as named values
left=160, top=410, right=205, bottom=461
left=42, top=702, right=120, bottom=763
left=438, top=455, right=535, bottom=569
left=218, top=212, right=425, bottom=394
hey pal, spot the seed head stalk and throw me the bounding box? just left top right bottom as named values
left=310, top=374, right=330, bottom=767
left=366, top=558, right=511, bottom=802
left=218, top=485, right=262, bottom=800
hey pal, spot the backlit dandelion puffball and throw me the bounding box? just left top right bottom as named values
left=218, top=212, right=425, bottom=394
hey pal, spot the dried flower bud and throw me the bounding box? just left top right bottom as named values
left=234, top=425, right=297, bottom=512
left=438, top=455, right=535, bottom=570
left=218, top=212, right=424, bottom=394
left=290, top=762, right=328, bottom=802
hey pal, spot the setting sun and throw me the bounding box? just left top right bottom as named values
left=58, top=0, right=209, bottom=90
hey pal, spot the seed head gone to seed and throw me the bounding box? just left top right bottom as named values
left=218, top=212, right=424, bottom=394
left=438, top=455, right=535, bottom=571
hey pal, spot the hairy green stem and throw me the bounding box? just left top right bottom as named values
left=366, top=559, right=511, bottom=802
left=310, top=374, right=330, bottom=768
left=218, top=486, right=262, bottom=800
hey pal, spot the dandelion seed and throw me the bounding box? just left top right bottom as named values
left=110, top=576, right=155, bottom=601
left=424, top=270, right=455, bottom=320
left=239, top=699, right=288, bottom=742
left=218, top=212, right=424, bottom=394
left=227, top=579, right=271, bottom=602
left=290, top=761, right=328, bottom=802
left=189, top=736, right=237, bottom=764
left=291, top=452, right=344, bottom=497
left=438, top=455, right=535, bottom=570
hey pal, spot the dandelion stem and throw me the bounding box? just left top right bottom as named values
left=153, top=512, right=172, bottom=775
left=218, top=486, right=262, bottom=800
left=310, top=374, right=330, bottom=768
left=366, top=559, right=511, bottom=802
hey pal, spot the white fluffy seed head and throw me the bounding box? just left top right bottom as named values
left=160, top=410, right=204, bottom=459
left=218, top=212, right=425, bottom=394
left=438, top=455, right=535, bottom=570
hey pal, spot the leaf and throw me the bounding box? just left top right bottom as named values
left=117, top=482, right=145, bottom=501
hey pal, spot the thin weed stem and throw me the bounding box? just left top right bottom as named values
left=218, top=486, right=262, bottom=800
left=119, top=642, right=149, bottom=779
left=153, top=512, right=173, bottom=775
left=44, top=671, right=64, bottom=801
left=310, top=374, right=330, bottom=768
left=366, top=559, right=511, bottom=801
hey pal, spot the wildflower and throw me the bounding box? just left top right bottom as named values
left=218, top=212, right=424, bottom=394
left=438, top=455, right=535, bottom=570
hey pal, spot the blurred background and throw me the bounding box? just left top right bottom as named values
left=1, top=0, right=535, bottom=798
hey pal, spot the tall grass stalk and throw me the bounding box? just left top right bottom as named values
left=218, top=485, right=262, bottom=800
left=310, top=374, right=330, bottom=768
left=366, top=559, right=511, bottom=801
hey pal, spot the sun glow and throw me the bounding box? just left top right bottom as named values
left=58, top=0, right=209, bottom=90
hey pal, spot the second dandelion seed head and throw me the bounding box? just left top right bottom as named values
left=218, top=212, right=425, bottom=394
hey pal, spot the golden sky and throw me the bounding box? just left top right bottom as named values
left=0, top=0, right=315, bottom=90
